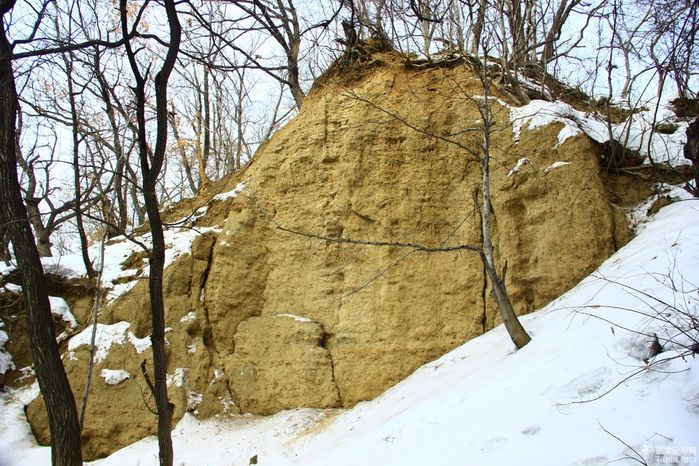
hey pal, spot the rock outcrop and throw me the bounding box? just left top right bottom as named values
left=15, top=51, right=638, bottom=459
left=226, top=314, right=340, bottom=414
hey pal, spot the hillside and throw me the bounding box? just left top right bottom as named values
left=2, top=183, right=697, bottom=466
left=0, top=50, right=695, bottom=460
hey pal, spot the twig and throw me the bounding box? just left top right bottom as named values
left=599, top=421, right=648, bottom=465
left=140, top=359, right=156, bottom=400
left=79, top=229, right=108, bottom=430
left=275, top=223, right=482, bottom=254
left=559, top=351, right=693, bottom=406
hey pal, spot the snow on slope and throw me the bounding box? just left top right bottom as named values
left=511, top=99, right=689, bottom=165
left=0, top=188, right=686, bottom=466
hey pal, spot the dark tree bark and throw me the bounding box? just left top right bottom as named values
left=120, top=0, right=181, bottom=464
left=684, top=118, right=699, bottom=196
left=0, top=1, right=83, bottom=465
left=1, top=226, right=10, bottom=264
left=23, top=196, right=55, bottom=256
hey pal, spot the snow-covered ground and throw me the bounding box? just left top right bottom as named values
left=1, top=188, right=698, bottom=465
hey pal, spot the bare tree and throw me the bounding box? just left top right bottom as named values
left=646, top=0, right=699, bottom=99
left=604, top=0, right=653, bottom=102
left=237, top=0, right=306, bottom=108
left=474, top=48, right=531, bottom=348
left=183, top=0, right=343, bottom=111
left=169, top=55, right=256, bottom=193
left=61, top=47, right=95, bottom=278
left=88, top=45, right=143, bottom=236
left=0, top=1, right=82, bottom=464
left=14, top=132, right=80, bottom=258
left=119, top=0, right=181, bottom=464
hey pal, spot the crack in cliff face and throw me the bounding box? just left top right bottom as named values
left=197, top=234, right=218, bottom=356
left=323, top=95, right=329, bottom=147
left=321, top=331, right=344, bottom=407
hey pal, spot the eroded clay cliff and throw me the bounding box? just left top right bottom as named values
left=19, top=51, right=638, bottom=459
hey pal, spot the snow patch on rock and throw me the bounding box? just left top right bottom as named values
left=100, top=369, right=131, bottom=386
left=212, top=181, right=247, bottom=202
left=68, top=322, right=151, bottom=363
left=509, top=99, right=689, bottom=166
left=48, top=296, right=78, bottom=329
left=277, top=314, right=313, bottom=323
left=507, top=157, right=533, bottom=177
left=0, top=320, right=14, bottom=375
left=544, top=161, right=572, bottom=173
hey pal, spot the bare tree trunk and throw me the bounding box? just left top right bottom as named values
left=23, top=198, right=54, bottom=257
left=479, top=158, right=531, bottom=348
left=478, top=56, right=531, bottom=349
left=16, top=146, right=55, bottom=256
left=683, top=118, right=699, bottom=196
left=167, top=108, right=198, bottom=195
left=471, top=0, right=486, bottom=55
left=130, top=182, right=146, bottom=226
left=202, top=65, right=211, bottom=177
left=63, top=50, right=95, bottom=278
left=120, top=1, right=181, bottom=464
left=449, top=0, right=466, bottom=53
left=288, top=36, right=305, bottom=110
left=114, top=158, right=129, bottom=234
left=0, top=3, right=82, bottom=464
left=80, top=230, right=107, bottom=428
left=192, top=70, right=211, bottom=192
left=1, top=226, right=10, bottom=264
left=419, top=2, right=435, bottom=57
left=148, top=3, right=180, bottom=457
left=540, top=0, right=584, bottom=64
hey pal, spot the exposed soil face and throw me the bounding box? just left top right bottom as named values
left=9, top=51, right=663, bottom=460
left=198, top=52, right=629, bottom=410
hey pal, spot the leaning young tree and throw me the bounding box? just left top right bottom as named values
left=119, top=0, right=181, bottom=464
left=365, top=15, right=531, bottom=348
left=473, top=44, right=531, bottom=349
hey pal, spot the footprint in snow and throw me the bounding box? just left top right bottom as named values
left=556, top=366, right=613, bottom=401
left=521, top=425, right=541, bottom=436
left=479, top=437, right=507, bottom=453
